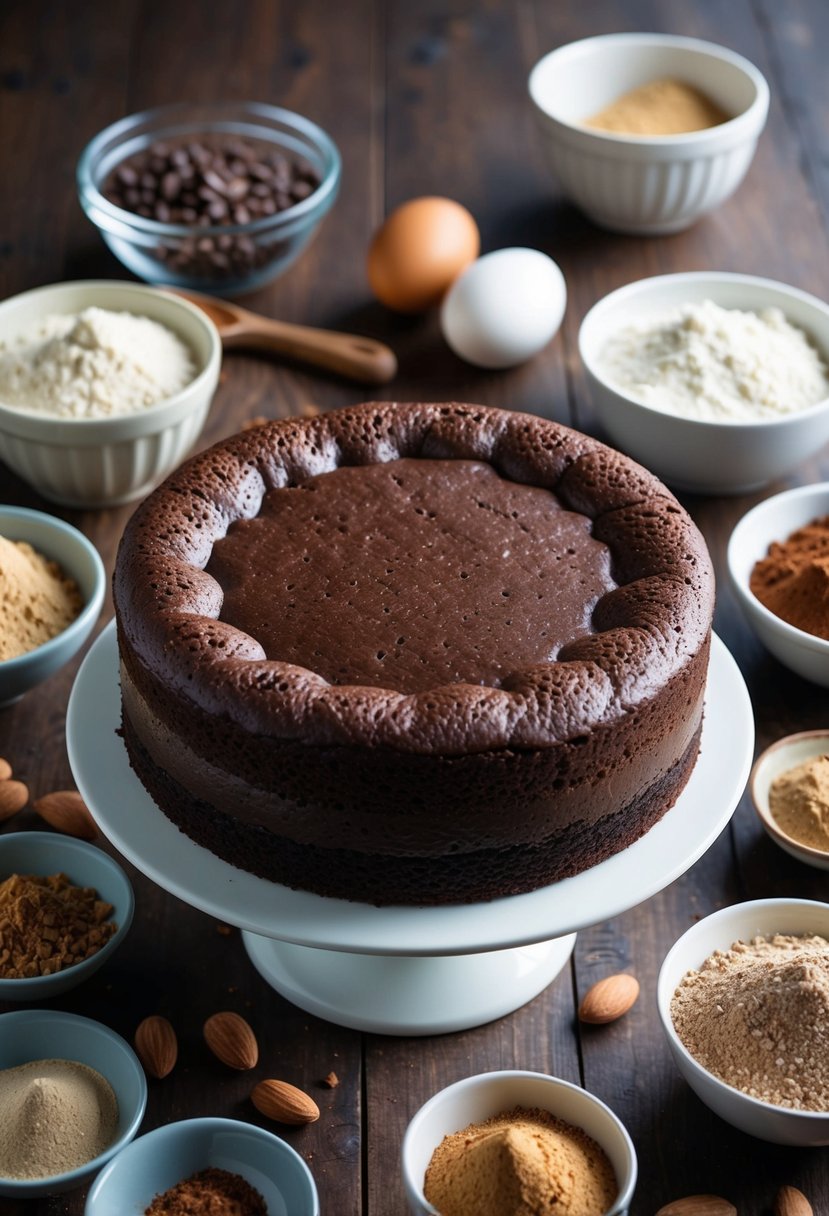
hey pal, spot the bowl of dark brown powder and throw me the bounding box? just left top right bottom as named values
left=657, top=897, right=829, bottom=1145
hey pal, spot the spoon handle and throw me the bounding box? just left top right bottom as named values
left=228, top=317, right=398, bottom=385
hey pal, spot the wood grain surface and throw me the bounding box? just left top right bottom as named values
left=0, top=2, right=827, bottom=1214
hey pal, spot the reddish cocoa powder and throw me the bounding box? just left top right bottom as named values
left=749, top=515, right=829, bottom=640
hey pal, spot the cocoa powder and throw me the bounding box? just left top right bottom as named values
left=144, top=1167, right=267, bottom=1216
left=749, top=516, right=829, bottom=640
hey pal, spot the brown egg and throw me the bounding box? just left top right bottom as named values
left=367, top=197, right=480, bottom=313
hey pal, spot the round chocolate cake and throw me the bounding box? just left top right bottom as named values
left=114, top=402, right=714, bottom=905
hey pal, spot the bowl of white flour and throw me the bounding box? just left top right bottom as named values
left=579, top=272, right=829, bottom=495
left=0, top=280, right=221, bottom=507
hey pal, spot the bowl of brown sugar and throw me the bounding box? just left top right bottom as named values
left=657, top=898, right=829, bottom=1145
left=727, top=483, right=829, bottom=688
left=0, top=831, right=134, bottom=1001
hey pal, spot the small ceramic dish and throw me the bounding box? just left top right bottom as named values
left=529, top=32, right=768, bottom=234
left=0, top=1008, right=147, bottom=1197
left=78, top=100, right=340, bottom=296
left=0, top=506, right=105, bottom=707
left=85, top=1117, right=319, bottom=1216
left=0, top=832, right=134, bottom=1000
left=579, top=274, right=829, bottom=494
left=750, top=731, right=829, bottom=871
left=727, top=483, right=829, bottom=685
left=0, top=280, right=221, bottom=507
left=657, top=898, right=829, bottom=1145
left=401, top=1070, right=637, bottom=1216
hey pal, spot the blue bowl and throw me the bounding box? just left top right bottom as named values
left=77, top=100, right=341, bottom=297
left=0, top=832, right=134, bottom=1000
left=0, top=1009, right=147, bottom=1196
left=0, top=506, right=105, bottom=707
left=85, top=1117, right=320, bottom=1215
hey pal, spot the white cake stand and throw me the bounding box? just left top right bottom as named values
left=67, top=625, right=753, bottom=1035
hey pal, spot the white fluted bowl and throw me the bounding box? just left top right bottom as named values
left=529, top=33, right=769, bottom=234
left=0, top=280, right=220, bottom=507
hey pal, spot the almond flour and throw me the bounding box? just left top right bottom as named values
left=0, top=306, right=194, bottom=418
left=0, top=535, right=82, bottom=660
left=598, top=299, right=829, bottom=422
left=670, top=933, right=829, bottom=1110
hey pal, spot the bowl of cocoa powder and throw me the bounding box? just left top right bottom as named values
left=727, top=482, right=829, bottom=687
left=657, top=897, right=829, bottom=1145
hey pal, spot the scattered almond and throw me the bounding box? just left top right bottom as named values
left=135, top=1015, right=178, bottom=1080
left=252, top=1078, right=320, bottom=1125
left=578, top=972, right=640, bottom=1024
left=656, top=1197, right=737, bottom=1216
left=0, top=757, right=12, bottom=781
left=203, top=1011, right=259, bottom=1070
left=33, top=790, right=97, bottom=840
left=322, top=1071, right=339, bottom=1089
left=775, top=1186, right=813, bottom=1216
left=0, top=780, right=28, bottom=821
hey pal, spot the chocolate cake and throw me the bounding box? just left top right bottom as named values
left=114, top=402, right=714, bottom=905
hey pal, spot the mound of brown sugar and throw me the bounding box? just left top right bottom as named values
left=749, top=515, right=829, bottom=640
left=423, top=1105, right=617, bottom=1216
left=0, top=535, right=82, bottom=661
left=584, top=78, right=729, bottom=136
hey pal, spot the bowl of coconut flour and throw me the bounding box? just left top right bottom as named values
left=579, top=272, right=829, bottom=494
left=0, top=280, right=221, bottom=507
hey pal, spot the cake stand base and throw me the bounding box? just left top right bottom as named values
left=242, top=932, right=577, bottom=1035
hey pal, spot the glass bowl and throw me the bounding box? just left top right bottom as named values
left=77, top=101, right=341, bottom=297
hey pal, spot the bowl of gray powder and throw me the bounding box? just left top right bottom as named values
left=0, top=279, right=221, bottom=507
left=579, top=271, right=829, bottom=495
left=0, top=1008, right=147, bottom=1196
left=657, top=897, right=829, bottom=1145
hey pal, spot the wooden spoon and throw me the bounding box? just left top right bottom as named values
left=171, top=288, right=398, bottom=385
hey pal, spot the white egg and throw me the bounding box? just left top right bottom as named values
left=440, top=247, right=567, bottom=369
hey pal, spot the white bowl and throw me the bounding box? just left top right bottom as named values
left=657, top=898, right=829, bottom=1145
left=0, top=506, right=105, bottom=706
left=402, top=1070, right=637, bottom=1216
left=750, top=731, right=829, bottom=871
left=0, top=280, right=221, bottom=507
left=529, top=33, right=768, bottom=234
left=727, top=483, right=829, bottom=684
left=579, top=273, right=829, bottom=494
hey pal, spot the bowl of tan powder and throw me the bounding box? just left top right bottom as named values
left=750, top=731, right=829, bottom=872
left=402, top=1070, right=636, bottom=1216
left=529, top=32, right=769, bottom=234
left=727, top=482, right=829, bottom=686
left=0, top=1008, right=146, bottom=1196
left=657, top=897, right=829, bottom=1145
left=0, top=506, right=105, bottom=707
left=0, top=279, right=220, bottom=507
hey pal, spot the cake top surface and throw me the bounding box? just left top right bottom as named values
left=114, top=401, right=714, bottom=755
left=205, top=457, right=616, bottom=694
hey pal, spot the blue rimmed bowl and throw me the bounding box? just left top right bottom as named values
left=85, top=1117, right=319, bottom=1216
left=0, top=506, right=105, bottom=705
left=0, top=832, right=134, bottom=1000
left=0, top=1009, right=147, bottom=1196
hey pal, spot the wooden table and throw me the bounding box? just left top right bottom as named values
left=2, top=2, right=828, bottom=1213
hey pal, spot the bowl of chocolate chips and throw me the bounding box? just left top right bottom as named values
left=77, top=101, right=340, bottom=296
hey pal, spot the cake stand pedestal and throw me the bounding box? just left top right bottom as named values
left=67, top=626, right=753, bottom=1036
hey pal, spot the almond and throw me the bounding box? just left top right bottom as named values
left=656, top=1197, right=737, bottom=1216
left=33, top=790, right=97, bottom=840
left=251, top=1078, right=320, bottom=1125
left=578, top=972, right=640, bottom=1024
left=322, top=1070, right=340, bottom=1089
left=0, top=779, right=28, bottom=821
left=135, top=1015, right=178, bottom=1080
left=0, top=757, right=12, bottom=781
left=203, top=1011, right=259, bottom=1070
left=775, top=1186, right=813, bottom=1216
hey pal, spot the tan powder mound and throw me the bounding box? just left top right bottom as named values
left=584, top=78, right=729, bottom=136
left=769, top=754, right=829, bottom=851
left=0, top=535, right=82, bottom=661
left=424, top=1106, right=617, bottom=1216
